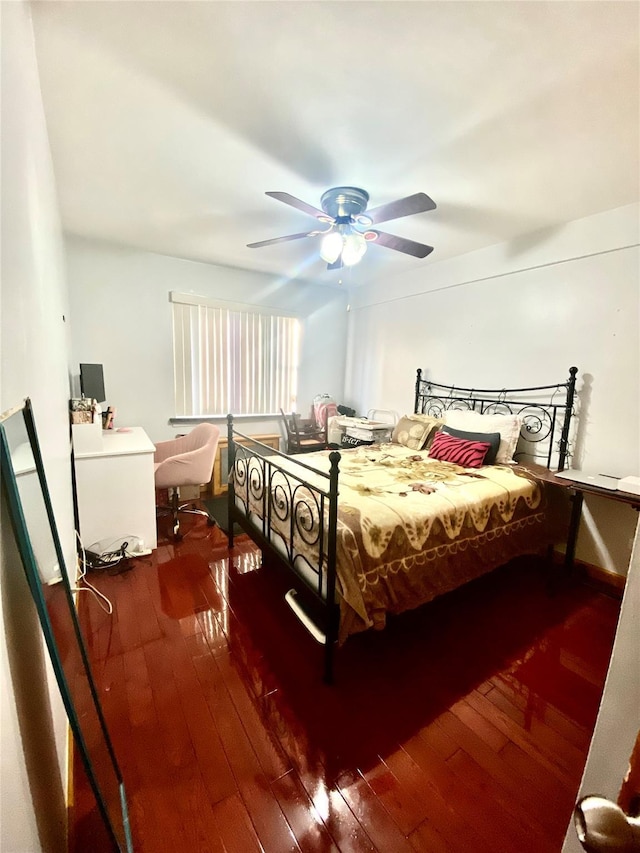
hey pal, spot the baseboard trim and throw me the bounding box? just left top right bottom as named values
left=581, top=562, right=627, bottom=596
left=551, top=548, right=626, bottom=596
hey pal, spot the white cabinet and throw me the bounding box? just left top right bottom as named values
left=73, top=426, right=157, bottom=551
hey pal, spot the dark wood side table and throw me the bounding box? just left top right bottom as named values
left=515, top=464, right=640, bottom=571
left=561, top=479, right=640, bottom=569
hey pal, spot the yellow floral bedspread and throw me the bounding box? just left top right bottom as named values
left=236, top=443, right=553, bottom=643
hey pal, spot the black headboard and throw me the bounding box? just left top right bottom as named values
left=414, top=367, right=578, bottom=471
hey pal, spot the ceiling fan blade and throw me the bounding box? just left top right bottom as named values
left=370, top=230, right=434, bottom=258
left=247, top=231, right=316, bottom=249
left=265, top=191, right=326, bottom=219
left=365, top=192, right=437, bottom=225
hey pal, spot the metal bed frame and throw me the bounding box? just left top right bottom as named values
left=227, top=366, right=578, bottom=683
left=414, top=366, right=578, bottom=471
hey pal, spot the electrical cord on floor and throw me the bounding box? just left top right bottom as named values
left=82, top=544, right=129, bottom=574
left=73, top=533, right=153, bottom=614
left=85, top=534, right=151, bottom=575
left=73, top=531, right=114, bottom=615
left=86, top=535, right=152, bottom=570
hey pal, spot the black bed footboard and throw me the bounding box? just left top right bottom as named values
left=226, top=415, right=341, bottom=682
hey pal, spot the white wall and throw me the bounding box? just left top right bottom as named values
left=0, top=2, right=73, bottom=850
left=65, top=235, right=349, bottom=443
left=562, top=519, right=640, bottom=851
left=346, top=204, right=640, bottom=574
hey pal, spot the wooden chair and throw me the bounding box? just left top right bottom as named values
left=280, top=409, right=327, bottom=454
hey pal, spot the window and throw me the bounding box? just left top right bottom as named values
left=171, top=292, right=300, bottom=416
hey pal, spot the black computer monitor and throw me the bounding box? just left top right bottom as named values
left=79, top=363, right=106, bottom=404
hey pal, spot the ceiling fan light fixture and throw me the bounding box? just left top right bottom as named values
left=341, top=230, right=367, bottom=266
left=320, top=230, right=343, bottom=263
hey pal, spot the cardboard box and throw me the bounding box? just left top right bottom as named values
left=178, top=485, right=201, bottom=501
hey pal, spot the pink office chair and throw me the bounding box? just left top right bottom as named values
left=154, top=424, right=220, bottom=539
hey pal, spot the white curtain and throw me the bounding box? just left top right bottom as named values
left=172, top=295, right=300, bottom=416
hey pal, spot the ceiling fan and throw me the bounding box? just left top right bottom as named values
left=247, top=186, right=436, bottom=270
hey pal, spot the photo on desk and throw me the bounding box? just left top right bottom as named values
left=0, top=398, right=132, bottom=852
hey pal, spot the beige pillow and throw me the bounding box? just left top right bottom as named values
left=442, top=410, right=523, bottom=463
left=392, top=415, right=442, bottom=450
left=408, top=414, right=444, bottom=449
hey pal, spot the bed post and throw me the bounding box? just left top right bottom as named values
left=323, top=450, right=341, bottom=684
left=558, top=367, right=578, bottom=471
left=226, top=413, right=235, bottom=548
left=414, top=368, right=423, bottom=414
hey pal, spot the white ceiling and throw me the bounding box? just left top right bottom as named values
left=31, top=1, right=639, bottom=285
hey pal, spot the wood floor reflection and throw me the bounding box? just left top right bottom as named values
left=72, top=511, right=620, bottom=852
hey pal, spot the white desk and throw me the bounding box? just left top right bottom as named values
left=73, top=426, right=157, bottom=551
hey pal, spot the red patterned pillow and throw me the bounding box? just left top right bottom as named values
left=428, top=430, right=491, bottom=468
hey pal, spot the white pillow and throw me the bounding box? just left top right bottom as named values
left=442, top=410, right=523, bottom=463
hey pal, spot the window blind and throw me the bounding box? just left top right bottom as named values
left=172, top=295, right=300, bottom=417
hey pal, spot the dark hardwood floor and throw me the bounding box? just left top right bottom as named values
left=71, top=508, right=620, bottom=852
